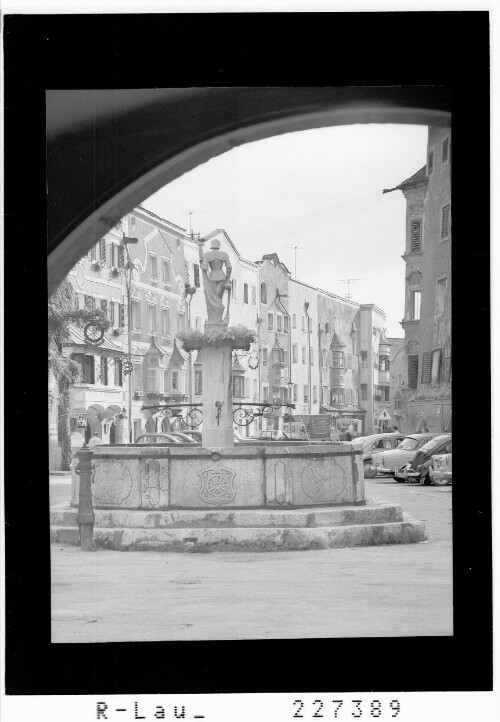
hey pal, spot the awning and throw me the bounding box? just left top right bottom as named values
left=68, top=324, right=125, bottom=353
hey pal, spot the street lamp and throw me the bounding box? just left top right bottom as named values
left=122, top=235, right=138, bottom=443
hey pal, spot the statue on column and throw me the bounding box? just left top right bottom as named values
left=197, top=238, right=232, bottom=325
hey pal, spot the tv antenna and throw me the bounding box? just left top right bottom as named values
left=187, top=210, right=207, bottom=238
left=339, top=278, right=361, bottom=301
left=282, top=244, right=313, bottom=277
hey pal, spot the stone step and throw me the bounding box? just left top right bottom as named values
left=50, top=518, right=425, bottom=552
left=50, top=502, right=404, bottom=530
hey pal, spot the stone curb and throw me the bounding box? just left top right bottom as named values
left=51, top=518, right=426, bottom=552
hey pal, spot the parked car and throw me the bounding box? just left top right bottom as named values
left=429, top=447, right=453, bottom=486
left=371, top=433, right=440, bottom=479
left=399, top=435, right=452, bottom=484
left=356, top=432, right=407, bottom=478
left=251, top=430, right=291, bottom=441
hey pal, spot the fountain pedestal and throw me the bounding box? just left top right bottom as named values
left=201, top=344, right=234, bottom=449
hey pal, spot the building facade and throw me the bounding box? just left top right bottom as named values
left=384, top=125, right=452, bottom=433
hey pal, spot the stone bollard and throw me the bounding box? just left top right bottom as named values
left=75, top=443, right=95, bottom=551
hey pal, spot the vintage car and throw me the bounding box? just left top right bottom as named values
left=371, top=433, right=440, bottom=479
left=399, top=435, right=452, bottom=484
left=429, top=448, right=453, bottom=486
left=356, top=433, right=406, bottom=478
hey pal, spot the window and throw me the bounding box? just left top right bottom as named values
left=410, top=219, right=422, bottom=253
left=321, top=349, right=327, bottom=367
left=99, top=238, right=106, bottom=261
left=325, top=322, right=330, bottom=334
left=233, top=375, right=245, bottom=398
left=100, top=299, right=108, bottom=317
left=162, top=308, right=170, bottom=336
left=301, top=316, right=305, bottom=331
left=441, top=203, right=451, bottom=240
left=427, top=150, right=434, bottom=174
left=332, top=388, right=344, bottom=404
left=119, top=303, right=125, bottom=327
left=395, top=399, right=403, bottom=410
left=268, top=313, right=274, bottom=330
left=147, top=304, right=156, bottom=333
left=332, top=351, right=345, bottom=368
left=162, top=258, right=171, bottom=283
left=293, top=384, right=298, bottom=402
left=260, top=282, right=267, bottom=304
left=301, top=346, right=306, bottom=364
left=292, top=314, right=297, bottom=329
left=276, top=314, right=282, bottom=332
left=284, top=315, right=289, bottom=333
left=232, top=279, right=237, bottom=299
left=84, top=294, right=95, bottom=311
left=379, top=355, right=389, bottom=371
left=131, top=300, right=140, bottom=330
left=147, top=369, right=157, bottom=392
left=89, top=244, right=96, bottom=261
left=361, top=352, right=367, bottom=368
left=292, top=344, right=298, bottom=363
left=172, top=370, right=179, bottom=391
left=382, top=386, right=390, bottom=401
left=322, top=385, right=328, bottom=403
left=421, top=351, right=432, bottom=384
left=303, top=385, right=309, bottom=403
left=243, top=283, right=249, bottom=304
left=436, top=278, right=447, bottom=316
left=251, top=285, right=257, bottom=306
left=100, top=356, right=108, bottom=385
left=361, top=384, right=367, bottom=401
left=313, top=386, right=318, bottom=404
left=263, top=386, right=269, bottom=401
left=431, top=349, right=442, bottom=384
left=345, top=389, right=351, bottom=405
left=84, top=355, right=95, bottom=384
left=195, top=369, right=203, bottom=395
left=310, top=349, right=314, bottom=366
left=408, top=355, right=419, bottom=389
left=110, top=243, right=122, bottom=268
left=149, top=253, right=158, bottom=279
left=108, top=300, right=115, bottom=326
left=442, top=136, right=450, bottom=164
left=114, top=358, right=123, bottom=386
left=71, top=353, right=84, bottom=381
left=262, top=347, right=268, bottom=365
left=411, top=290, right=421, bottom=320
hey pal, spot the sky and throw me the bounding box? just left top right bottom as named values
left=142, top=123, right=429, bottom=337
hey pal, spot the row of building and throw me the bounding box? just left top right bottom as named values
left=48, top=124, right=451, bottom=466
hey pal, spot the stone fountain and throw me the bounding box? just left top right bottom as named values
left=51, top=238, right=425, bottom=551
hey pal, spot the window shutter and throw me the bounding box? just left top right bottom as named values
left=99, top=239, right=106, bottom=261
left=442, top=352, right=452, bottom=382
left=408, top=355, right=419, bottom=388
left=410, top=219, right=422, bottom=252
left=442, top=137, right=449, bottom=164
left=441, top=204, right=451, bottom=239
left=106, top=243, right=113, bottom=267
left=118, top=245, right=125, bottom=268
left=421, top=352, right=432, bottom=384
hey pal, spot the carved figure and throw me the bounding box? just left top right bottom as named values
left=198, top=238, right=232, bottom=323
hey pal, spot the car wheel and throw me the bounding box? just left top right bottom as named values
left=364, top=463, right=377, bottom=479
left=430, top=470, right=450, bottom=486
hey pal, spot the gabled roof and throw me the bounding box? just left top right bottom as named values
left=382, top=165, right=428, bottom=194
left=257, top=253, right=291, bottom=276
left=232, top=355, right=246, bottom=373
left=329, top=331, right=345, bottom=349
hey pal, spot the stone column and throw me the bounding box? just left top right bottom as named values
left=201, top=345, right=234, bottom=448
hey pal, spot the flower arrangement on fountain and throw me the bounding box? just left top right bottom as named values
left=178, top=324, right=257, bottom=352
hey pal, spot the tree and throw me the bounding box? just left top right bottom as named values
left=48, top=279, right=110, bottom=469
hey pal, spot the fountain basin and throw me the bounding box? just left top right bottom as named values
left=71, top=442, right=365, bottom=511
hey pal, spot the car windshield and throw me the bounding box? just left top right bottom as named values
left=397, top=437, right=419, bottom=451
left=420, top=437, right=445, bottom=453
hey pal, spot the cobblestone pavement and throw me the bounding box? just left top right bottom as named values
left=50, top=477, right=453, bottom=642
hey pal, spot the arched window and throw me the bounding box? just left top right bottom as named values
left=260, top=282, right=267, bottom=305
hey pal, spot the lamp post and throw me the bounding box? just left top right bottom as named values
left=122, top=235, right=139, bottom=442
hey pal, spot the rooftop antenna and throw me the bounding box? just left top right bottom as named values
left=187, top=210, right=207, bottom=238
left=282, top=244, right=313, bottom=277
left=339, top=278, right=361, bottom=301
